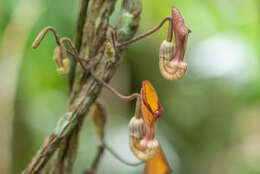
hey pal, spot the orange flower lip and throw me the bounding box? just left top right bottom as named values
left=141, top=80, right=163, bottom=118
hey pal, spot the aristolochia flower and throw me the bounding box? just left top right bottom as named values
left=129, top=80, right=171, bottom=174
left=159, top=7, right=191, bottom=81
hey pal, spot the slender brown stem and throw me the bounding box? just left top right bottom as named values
left=66, top=50, right=90, bottom=64
left=134, top=96, right=141, bottom=118
left=101, top=141, right=143, bottom=166
left=90, top=101, right=142, bottom=167
left=117, top=16, right=172, bottom=48
left=47, top=27, right=61, bottom=45
left=60, top=37, right=92, bottom=73
left=32, top=26, right=60, bottom=49
left=110, top=31, right=117, bottom=49
left=167, top=17, right=173, bottom=42
left=61, top=37, right=140, bottom=102
left=83, top=146, right=105, bottom=174
left=60, top=37, right=80, bottom=56
left=90, top=68, right=139, bottom=102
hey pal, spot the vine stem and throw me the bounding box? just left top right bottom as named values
left=102, top=141, right=143, bottom=166
left=32, top=26, right=60, bottom=49
left=33, top=18, right=173, bottom=101
left=82, top=146, right=105, bottom=174
left=90, top=68, right=140, bottom=102
left=61, top=37, right=140, bottom=102
left=116, top=16, right=172, bottom=48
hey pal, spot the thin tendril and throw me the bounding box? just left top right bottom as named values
left=102, top=141, right=143, bottom=166
left=32, top=26, right=60, bottom=49
left=61, top=38, right=140, bottom=102
left=117, top=16, right=172, bottom=48
left=90, top=68, right=140, bottom=102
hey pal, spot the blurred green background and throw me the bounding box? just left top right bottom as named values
left=0, top=0, right=260, bottom=174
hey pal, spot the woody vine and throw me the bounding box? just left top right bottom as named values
left=22, top=1, right=190, bottom=174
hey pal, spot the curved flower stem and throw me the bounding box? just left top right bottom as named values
left=116, top=16, right=172, bottom=48
left=90, top=68, right=140, bottom=102
left=60, top=37, right=80, bottom=58
left=101, top=141, right=143, bottom=166
left=67, top=50, right=89, bottom=63
left=110, top=31, right=117, bottom=49
left=62, top=37, right=140, bottom=102
left=32, top=26, right=60, bottom=49
left=167, top=16, right=173, bottom=42
left=90, top=102, right=142, bottom=167
left=134, top=96, right=141, bottom=119
left=82, top=146, right=105, bottom=174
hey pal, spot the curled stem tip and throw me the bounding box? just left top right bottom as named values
left=32, top=26, right=60, bottom=49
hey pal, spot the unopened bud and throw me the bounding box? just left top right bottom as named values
left=159, top=40, right=174, bottom=60
left=129, top=117, right=145, bottom=139
left=57, top=58, right=70, bottom=75
left=53, top=46, right=70, bottom=75
left=129, top=116, right=159, bottom=161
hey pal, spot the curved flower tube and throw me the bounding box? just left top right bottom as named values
left=128, top=80, right=163, bottom=161
left=159, top=55, right=187, bottom=81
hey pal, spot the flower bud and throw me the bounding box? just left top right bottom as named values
left=129, top=116, right=158, bottom=161
left=129, top=117, right=145, bottom=139
left=159, top=40, right=174, bottom=60
left=53, top=46, right=70, bottom=75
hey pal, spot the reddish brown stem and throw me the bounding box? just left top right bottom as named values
left=62, top=37, right=140, bottom=102
left=32, top=26, right=60, bottom=49
left=117, top=16, right=173, bottom=48
left=101, top=141, right=143, bottom=166
left=83, top=146, right=105, bottom=174
left=90, top=68, right=140, bottom=102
